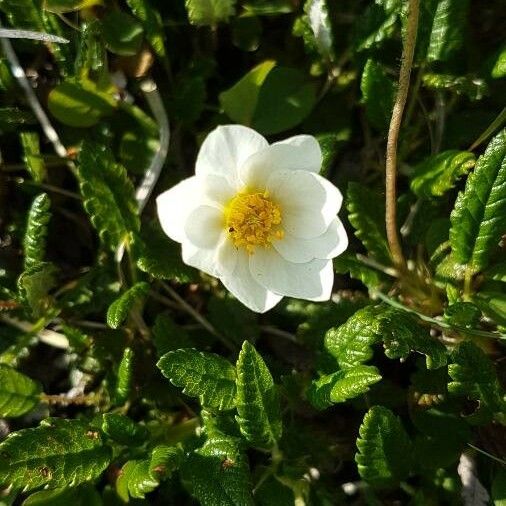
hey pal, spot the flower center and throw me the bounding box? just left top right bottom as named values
left=225, top=191, right=284, bottom=253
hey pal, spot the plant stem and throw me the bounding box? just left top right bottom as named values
left=384, top=0, right=420, bottom=272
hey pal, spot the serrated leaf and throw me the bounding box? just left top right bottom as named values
left=0, top=418, right=112, bottom=492
left=235, top=341, right=281, bottom=448
left=157, top=349, right=237, bottom=410
left=444, top=302, right=481, bottom=328
left=0, top=364, right=41, bottom=417
left=20, top=132, right=46, bottom=183
left=106, top=282, right=149, bottom=329
left=307, top=365, right=382, bottom=410
left=448, top=341, right=505, bottom=414
left=325, top=305, right=447, bottom=370
left=23, top=193, right=51, bottom=269
left=77, top=141, right=139, bottom=252
left=411, top=150, right=476, bottom=197
left=115, top=347, right=134, bottom=404
left=346, top=182, right=391, bottom=265
left=126, top=0, right=166, bottom=58
left=355, top=406, right=412, bottom=487
left=427, top=0, right=469, bottom=62
left=102, top=413, right=146, bottom=446
left=361, top=59, right=396, bottom=131
left=185, top=0, right=236, bottom=26
left=116, top=445, right=182, bottom=501
left=450, top=130, right=506, bottom=273
left=180, top=436, right=253, bottom=506
left=17, top=261, right=57, bottom=319
left=334, top=253, right=384, bottom=288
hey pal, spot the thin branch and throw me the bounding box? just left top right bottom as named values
left=384, top=0, right=420, bottom=271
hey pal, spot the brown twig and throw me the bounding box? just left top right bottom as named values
left=385, top=0, right=420, bottom=272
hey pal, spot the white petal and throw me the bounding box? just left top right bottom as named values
left=267, top=170, right=343, bottom=239
left=201, top=174, right=236, bottom=206
left=273, top=218, right=348, bottom=263
left=220, top=250, right=283, bottom=313
left=215, top=235, right=238, bottom=277
left=195, top=125, right=268, bottom=187
left=250, top=248, right=334, bottom=301
left=156, top=176, right=200, bottom=244
left=184, top=205, right=224, bottom=249
left=182, top=242, right=220, bottom=277
left=240, top=135, right=322, bottom=188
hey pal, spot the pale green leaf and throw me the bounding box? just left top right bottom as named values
left=450, top=130, right=506, bottom=272
left=0, top=418, right=112, bottom=492
left=0, top=365, right=41, bottom=417
left=106, top=282, right=149, bottom=329
left=157, top=348, right=237, bottom=410
left=492, top=45, right=506, bottom=79
left=44, top=0, right=102, bottom=13
left=20, top=132, right=46, bottom=183
left=180, top=436, right=253, bottom=506
left=235, top=341, right=281, bottom=448
left=185, top=0, right=236, bottom=26
left=355, top=406, right=412, bottom=487
left=126, top=0, right=166, bottom=58
left=23, top=193, right=51, bottom=269
left=115, top=347, right=134, bottom=404
left=17, top=261, right=57, bottom=319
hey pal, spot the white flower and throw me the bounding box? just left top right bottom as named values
left=156, top=125, right=348, bottom=313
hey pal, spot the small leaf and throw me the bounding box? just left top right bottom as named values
left=106, top=282, right=149, bottom=329
left=305, top=0, right=334, bottom=61
left=355, top=406, right=412, bottom=487
left=23, top=484, right=102, bottom=506
left=448, top=341, right=505, bottom=414
left=102, top=11, right=144, bottom=56
left=115, top=347, right=134, bottom=404
left=20, top=132, right=46, bottom=183
left=334, top=253, right=384, bottom=288
left=235, top=341, right=282, bottom=448
left=48, top=78, right=117, bottom=128
left=44, top=0, right=102, bottom=13
left=180, top=436, right=253, bottom=506
left=151, top=313, right=194, bottom=357
left=157, top=349, right=237, bottom=410
left=346, top=182, right=391, bottom=265
left=102, top=412, right=146, bottom=446
left=307, top=365, right=382, bottom=410
left=491, top=45, right=506, bottom=79
left=17, top=261, right=57, bottom=319
left=0, top=364, right=41, bottom=417
left=450, top=130, right=506, bottom=273
left=422, top=73, right=488, bottom=101
left=23, top=193, right=51, bottom=269
left=185, top=0, right=236, bottom=26
left=0, top=418, right=112, bottom=492
left=361, top=59, right=396, bottom=131
left=411, top=150, right=476, bottom=197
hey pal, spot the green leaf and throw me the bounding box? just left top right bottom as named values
left=152, top=313, right=194, bottom=357
left=355, top=406, right=412, bottom=487
left=185, top=0, right=236, bottom=26
left=115, top=347, right=134, bottom=404
left=235, top=341, right=281, bottom=448
left=77, top=141, right=139, bottom=251
left=0, top=418, right=112, bottom=492
left=219, top=60, right=276, bottom=126
left=106, top=282, right=149, bottom=329
left=231, top=14, right=262, bottom=52
left=23, top=193, right=51, bottom=269
left=448, top=341, right=505, bottom=414
left=492, top=468, right=506, bottom=506
left=157, top=349, right=237, bottom=410
left=334, top=253, right=384, bottom=288
left=44, top=0, right=101, bottom=13
left=0, top=364, right=41, bottom=417
left=427, top=0, right=469, bottom=62
left=20, top=132, right=46, bottom=183
left=304, top=0, right=334, bottom=61
left=450, top=130, right=506, bottom=272
left=116, top=445, right=182, bottom=501
left=126, top=0, right=166, bottom=59
left=346, top=182, right=391, bottom=265
left=133, top=222, right=196, bottom=283
left=422, top=73, right=488, bottom=101
left=243, top=0, right=293, bottom=15
left=444, top=302, right=481, bottom=328
left=102, top=11, right=144, bottom=56
left=102, top=413, right=146, bottom=446
left=325, top=305, right=447, bottom=370
left=48, top=78, right=117, bottom=128
left=492, top=45, right=506, bottom=79
left=411, top=150, right=476, bottom=197
left=307, top=365, right=382, bottom=410
left=361, top=59, right=396, bottom=131
left=17, top=262, right=57, bottom=319
left=180, top=436, right=253, bottom=506
left=23, top=484, right=102, bottom=506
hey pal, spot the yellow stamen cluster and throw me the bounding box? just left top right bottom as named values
left=225, top=191, right=284, bottom=253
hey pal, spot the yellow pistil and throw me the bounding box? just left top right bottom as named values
left=225, top=191, right=284, bottom=253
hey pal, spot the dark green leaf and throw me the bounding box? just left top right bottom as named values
left=355, top=406, right=412, bottom=487
left=157, top=348, right=237, bottom=410
left=106, top=282, right=149, bottom=329
left=115, top=347, right=134, bottom=404
left=23, top=485, right=102, bottom=506
left=0, top=418, right=112, bottom=492
left=102, top=11, right=144, bottom=56
left=450, top=130, right=506, bottom=272
left=235, top=341, right=281, bottom=448
left=151, top=313, right=194, bottom=357
left=23, top=193, right=51, bottom=269
left=0, top=365, right=41, bottom=418
left=102, top=413, right=146, bottom=446
left=334, top=253, right=384, bottom=288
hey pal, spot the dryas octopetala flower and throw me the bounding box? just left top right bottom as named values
left=156, top=125, right=348, bottom=313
